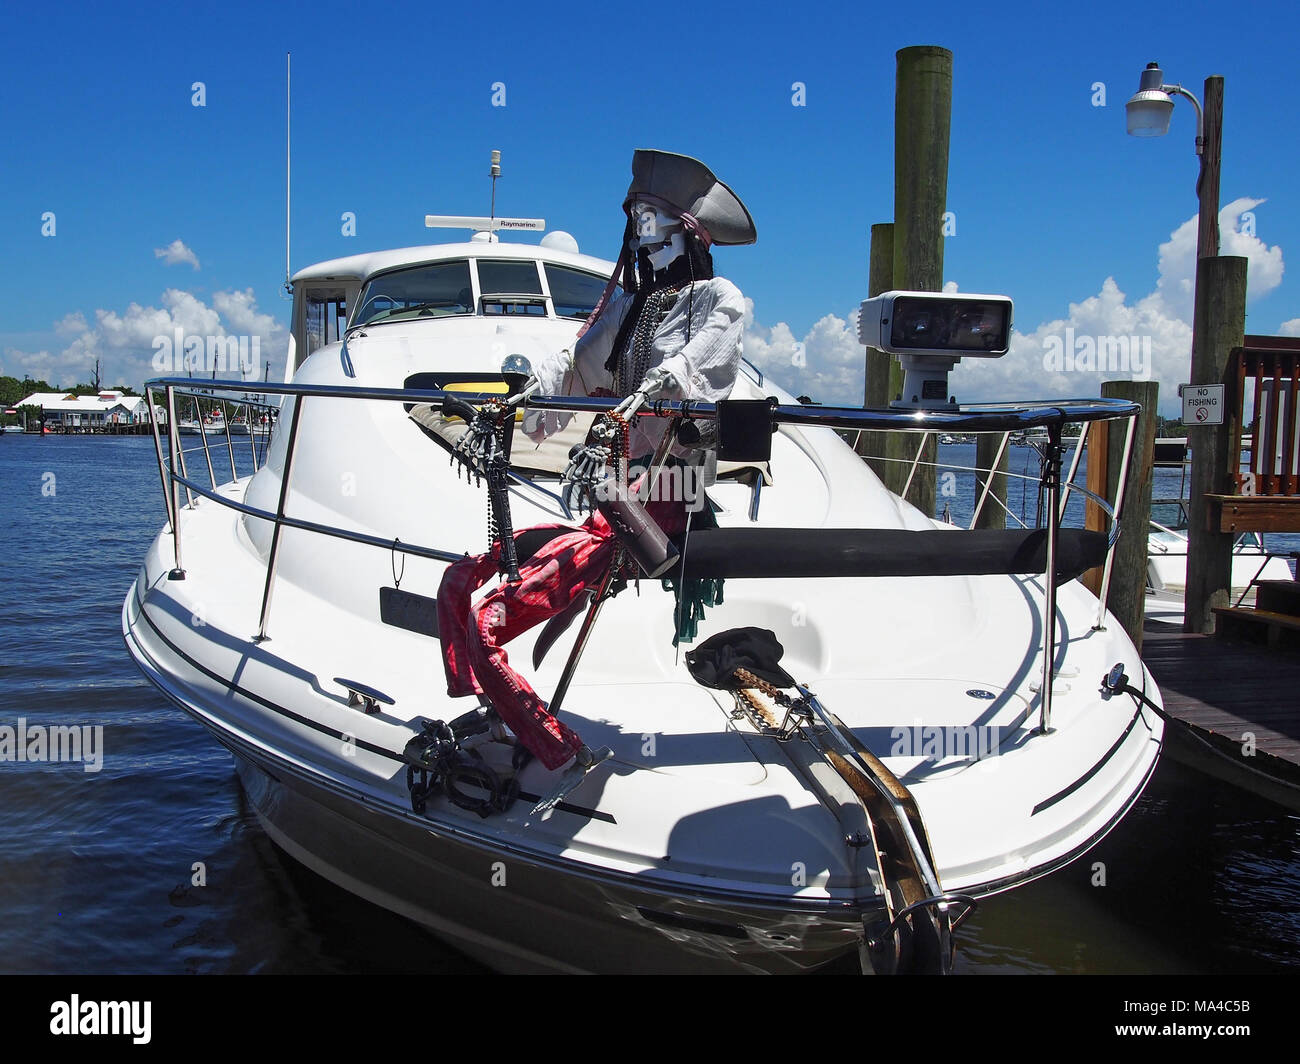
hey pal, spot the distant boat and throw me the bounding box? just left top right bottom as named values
left=1147, top=497, right=1293, bottom=599
left=228, top=414, right=273, bottom=437
left=178, top=419, right=225, bottom=436
left=1152, top=437, right=1187, bottom=467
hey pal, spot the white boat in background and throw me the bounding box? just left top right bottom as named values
left=177, top=420, right=224, bottom=437
left=177, top=399, right=227, bottom=436
left=1147, top=497, right=1294, bottom=599
left=123, top=224, right=1164, bottom=974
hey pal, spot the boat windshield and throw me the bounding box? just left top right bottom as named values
left=352, top=261, right=475, bottom=327
left=544, top=264, right=610, bottom=319
left=351, top=258, right=615, bottom=328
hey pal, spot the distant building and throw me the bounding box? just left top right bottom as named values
left=16, top=391, right=165, bottom=429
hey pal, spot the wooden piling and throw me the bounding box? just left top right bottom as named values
left=1197, top=77, right=1224, bottom=262
left=973, top=433, right=1008, bottom=530
left=1098, top=380, right=1159, bottom=649
left=1185, top=256, right=1248, bottom=633
left=890, top=45, right=952, bottom=515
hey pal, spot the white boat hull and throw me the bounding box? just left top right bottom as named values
left=122, top=431, right=1164, bottom=971
left=123, top=241, right=1166, bottom=973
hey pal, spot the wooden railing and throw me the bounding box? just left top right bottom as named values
left=1209, top=335, right=1300, bottom=535
left=1233, top=335, right=1300, bottom=497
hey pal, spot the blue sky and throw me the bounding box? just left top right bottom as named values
left=1, top=0, right=1295, bottom=413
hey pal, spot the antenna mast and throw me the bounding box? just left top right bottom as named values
left=284, top=52, right=292, bottom=296
left=489, top=149, right=501, bottom=235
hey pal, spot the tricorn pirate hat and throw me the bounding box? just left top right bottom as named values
left=623, top=149, right=756, bottom=247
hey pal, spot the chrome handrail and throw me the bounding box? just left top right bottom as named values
left=169, top=470, right=464, bottom=564
left=145, top=377, right=1140, bottom=718
left=147, top=376, right=1139, bottom=431
left=254, top=394, right=304, bottom=642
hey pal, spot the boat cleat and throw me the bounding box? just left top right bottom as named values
left=334, top=677, right=396, bottom=715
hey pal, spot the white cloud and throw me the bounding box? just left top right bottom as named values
left=212, top=289, right=283, bottom=341
left=55, top=311, right=88, bottom=336
left=745, top=199, right=1286, bottom=416
left=742, top=301, right=864, bottom=403
left=154, top=239, right=200, bottom=270
left=0, top=288, right=287, bottom=389
left=1280, top=319, right=1300, bottom=337
left=1147, top=198, right=1283, bottom=323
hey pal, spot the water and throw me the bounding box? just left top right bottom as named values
left=1, top=433, right=1296, bottom=973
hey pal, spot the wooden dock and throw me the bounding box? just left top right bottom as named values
left=1141, top=618, right=1300, bottom=810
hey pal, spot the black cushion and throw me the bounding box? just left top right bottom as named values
left=672, top=528, right=1107, bottom=585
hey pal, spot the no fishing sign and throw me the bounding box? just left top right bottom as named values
left=1180, top=384, right=1224, bottom=426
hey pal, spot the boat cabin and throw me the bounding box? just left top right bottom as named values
left=286, top=237, right=617, bottom=380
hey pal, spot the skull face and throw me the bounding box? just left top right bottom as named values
left=629, top=201, right=686, bottom=271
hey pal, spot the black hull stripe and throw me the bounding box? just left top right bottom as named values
left=975, top=741, right=1162, bottom=897
left=1031, top=703, right=1150, bottom=816
left=133, top=598, right=614, bottom=823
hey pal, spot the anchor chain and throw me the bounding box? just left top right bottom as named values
left=733, top=668, right=814, bottom=741
left=403, top=713, right=520, bottom=819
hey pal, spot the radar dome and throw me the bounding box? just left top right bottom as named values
left=540, top=231, right=579, bottom=254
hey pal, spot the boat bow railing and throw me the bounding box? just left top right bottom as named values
left=144, top=377, right=1139, bottom=733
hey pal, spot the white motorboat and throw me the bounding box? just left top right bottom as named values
left=1147, top=497, right=1294, bottom=599
left=177, top=402, right=226, bottom=436
left=177, top=420, right=225, bottom=436
left=123, top=230, right=1164, bottom=974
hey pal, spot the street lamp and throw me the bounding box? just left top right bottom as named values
left=1126, top=62, right=1239, bottom=634
left=1125, top=62, right=1204, bottom=150
left=1125, top=61, right=1218, bottom=259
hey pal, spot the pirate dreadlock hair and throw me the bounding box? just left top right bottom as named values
left=604, top=226, right=714, bottom=383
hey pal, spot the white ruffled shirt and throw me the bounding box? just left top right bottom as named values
left=525, top=277, right=745, bottom=457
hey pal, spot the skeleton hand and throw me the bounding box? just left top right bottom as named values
left=613, top=365, right=679, bottom=420
left=560, top=439, right=609, bottom=515
left=450, top=401, right=507, bottom=484
left=560, top=413, right=624, bottom=515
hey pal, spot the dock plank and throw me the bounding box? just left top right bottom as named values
left=1139, top=625, right=1300, bottom=793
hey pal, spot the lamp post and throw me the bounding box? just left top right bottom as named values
left=1126, top=62, right=1245, bottom=634
left=1125, top=62, right=1221, bottom=259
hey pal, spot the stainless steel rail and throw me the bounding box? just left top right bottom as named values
left=144, top=377, right=1140, bottom=728
left=148, top=376, right=1138, bottom=432
left=254, top=395, right=304, bottom=642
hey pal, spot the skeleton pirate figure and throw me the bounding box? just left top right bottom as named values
left=435, top=149, right=756, bottom=812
